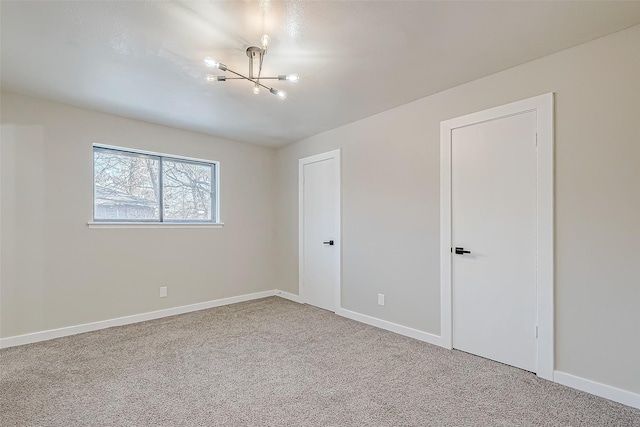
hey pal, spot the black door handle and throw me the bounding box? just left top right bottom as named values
left=323, top=240, right=334, bottom=246
left=454, top=247, right=470, bottom=255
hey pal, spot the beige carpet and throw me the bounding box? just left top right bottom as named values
left=1, top=297, right=638, bottom=426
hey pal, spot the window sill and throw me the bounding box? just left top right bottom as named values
left=88, top=222, right=224, bottom=229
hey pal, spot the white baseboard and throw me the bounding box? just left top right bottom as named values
left=335, top=308, right=445, bottom=348
left=335, top=308, right=640, bottom=410
left=274, top=290, right=303, bottom=304
left=554, top=371, right=640, bottom=409
left=3, top=292, right=638, bottom=410
left=0, top=290, right=279, bottom=349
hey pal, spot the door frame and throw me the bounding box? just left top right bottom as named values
left=439, top=93, right=554, bottom=380
left=298, top=149, right=342, bottom=311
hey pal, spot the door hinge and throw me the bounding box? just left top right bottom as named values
left=535, top=325, right=539, bottom=338
left=535, top=132, right=538, bottom=146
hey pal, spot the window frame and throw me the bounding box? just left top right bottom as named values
left=91, top=144, right=221, bottom=226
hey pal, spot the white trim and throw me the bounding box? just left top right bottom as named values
left=0, top=290, right=306, bottom=349
left=298, top=149, right=342, bottom=311
left=0, top=290, right=276, bottom=349
left=0, top=130, right=2, bottom=338
left=440, top=93, right=555, bottom=380
left=93, top=143, right=218, bottom=166
left=274, top=290, right=304, bottom=304
left=336, top=308, right=445, bottom=348
left=88, top=222, right=224, bottom=229
left=554, top=371, right=640, bottom=409
left=3, top=287, right=638, bottom=410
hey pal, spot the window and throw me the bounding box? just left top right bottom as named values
left=93, top=145, right=218, bottom=223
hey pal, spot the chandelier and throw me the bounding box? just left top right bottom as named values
left=204, top=35, right=299, bottom=99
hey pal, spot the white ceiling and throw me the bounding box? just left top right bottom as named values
left=2, top=1, right=640, bottom=147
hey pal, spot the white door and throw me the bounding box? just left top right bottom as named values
left=299, top=151, right=340, bottom=312
left=451, top=111, right=537, bottom=372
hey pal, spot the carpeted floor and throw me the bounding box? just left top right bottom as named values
left=1, top=297, right=638, bottom=426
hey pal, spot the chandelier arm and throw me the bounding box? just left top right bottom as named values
left=257, top=51, right=264, bottom=84
left=223, top=76, right=281, bottom=80
left=224, top=68, right=276, bottom=91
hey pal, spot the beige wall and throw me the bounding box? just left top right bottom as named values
left=276, top=24, right=640, bottom=393
left=1, top=91, right=277, bottom=338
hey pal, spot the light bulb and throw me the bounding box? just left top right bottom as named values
left=278, top=74, right=300, bottom=83
left=204, top=57, right=218, bottom=68
left=261, top=34, right=270, bottom=50
left=253, top=83, right=260, bottom=95
left=270, top=88, right=287, bottom=99
left=204, top=57, right=227, bottom=71
left=206, top=75, right=226, bottom=82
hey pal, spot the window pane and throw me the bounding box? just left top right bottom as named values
left=94, top=149, right=160, bottom=221
left=162, top=159, right=213, bottom=221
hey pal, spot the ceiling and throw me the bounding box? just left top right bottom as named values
left=2, top=1, right=640, bottom=147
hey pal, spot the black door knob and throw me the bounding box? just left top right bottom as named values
left=455, top=247, right=471, bottom=255
left=323, top=240, right=334, bottom=246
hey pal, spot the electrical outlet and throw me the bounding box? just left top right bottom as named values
left=378, top=293, right=385, bottom=306
left=159, top=286, right=168, bottom=298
